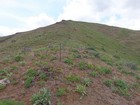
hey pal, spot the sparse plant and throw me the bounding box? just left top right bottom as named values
left=26, top=69, right=37, bottom=77
left=56, top=87, right=66, bottom=97
left=64, top=58, right=73, bottom=65
left=90, top=71, right=98, bottom=77
left=73, top=53, right=81, bottom=58
left=113, top=79, right=130, bottom=96
left=38, top=80, right=46, bottom=87
left=0, top=84, right=6, bottom=90
left=31, top=88, right=51, bottom=105
left=19, top=61, right=26, bottom=66
left=39, top=72, right=47, bottom=80
left=14, top=55, right=23, bottom=62
left=103, top=79, right=112, bottom=87
left=82, top=78, right=92, bottom=86
left=24, top=69, right=37, bottom=88
left=57, top=100, right=62, bottom=105
left=25, top=77, right=34, bottom=88
left=97, top=66, right=112, bottom=74
left=10, top=66, right=18, bottom=70
left=78, top=61, right=88, bottom=70
left=125, top=62, right=138, bottom=70
left=75, top=84, right=86, bottom=98
left=87, top=63, right=94, bottom=70
left=66, top=74, right=81, bottom=83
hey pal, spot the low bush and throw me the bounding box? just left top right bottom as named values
left=31, top=88, right=51, bottom=105
left=64, top=58, right=73, bottom=65
left=66, top=74, right=81, bottom=83
left=82, top=78, right=92, bottom=86
left=56, top=87, right=66, bottom=97
left=14, top=55, right=23, bottom=62
left=24, top=77, right=34, bottom=88
left=103, top=79, right=112, bottom=87
left=75, top=84, right=86, bottom=97
left=0, top=84, right=6, bottom=90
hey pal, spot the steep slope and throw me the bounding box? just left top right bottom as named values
left=0, top=20, right=140, bottom=105
left=0, top=20, right=140, bottom=63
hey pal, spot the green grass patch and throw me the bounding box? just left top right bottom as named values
left=66, top=74, right=81, bottom=83
left=31, top=88, right=51, bottom=105
left=0, top=100, right=23, bottom=105
left=75, top=84, right=86, bottom=98
left=56, top=87, right=67, bottom=97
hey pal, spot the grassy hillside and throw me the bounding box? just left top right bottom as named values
left=0, top=20, right=140, bottom=63
left=0, top=20, right=140, bottom=105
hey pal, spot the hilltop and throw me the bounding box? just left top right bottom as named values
left=0, top=20, right=140, bottom=105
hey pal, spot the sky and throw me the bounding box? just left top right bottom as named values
left=0, top=0, right=140, bottom=36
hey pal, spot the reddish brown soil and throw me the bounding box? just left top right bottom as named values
left=0, top=49, right=140, bottom=105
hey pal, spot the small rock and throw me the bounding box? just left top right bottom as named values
left=0, top=78, right=10, bottom=85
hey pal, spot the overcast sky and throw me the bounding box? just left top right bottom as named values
left=0, top=0, right=140, bottom=36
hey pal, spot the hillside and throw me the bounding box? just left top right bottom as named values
left=0, top=20, right=140, bottom=105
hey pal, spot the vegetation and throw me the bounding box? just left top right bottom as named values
left=0, top=100, right=23, bottom=105
left=64, top=58, right=73, bottom=65
left=113, top=79, right=130, bottom=96
left=31, top=88, right=51, bottom=105
left=75, top=84, right=86, bottom=98
left=0, top=84, right=6, bottom=90
left=24, top=69, right=37, bottom=88
left=56, top=87, right=67, bottom=97
left=0, top=20, right=140, bottom=104
left=66, top=74, right=81, bottom=83
left=82, top=78, right=92, bottom=86
left=103, top=79, right=113, bottom=87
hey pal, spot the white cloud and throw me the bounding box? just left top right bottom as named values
left=25, top=13, right=55, bottom=29
left=0, top=13, right=55, bottom=36
left=0, top=26, right=27, bottom=36
left=0, top=0, right=140, bottom=36
left=58, top=0, right=140, bottom=30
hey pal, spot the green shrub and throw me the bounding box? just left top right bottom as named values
left=103, top=79, right=112, bottom=87
left=10, top=66, right=18, bottom=70
left=78, top=61, right=88, bottom=70
left=0, top=84, right=6, bottom=90
left=25, top=77, right=34, bottom=88
left=38, top=81, right=46, bottom=87
left=113, top=79, right=130, bottom=96
left=26, top=69, right=37, bottom=77
left=114, top=79, right=128, bottom=89
left=75, top=84, right=86, bottom=96
left=97, top=67, right=112, bottom=74
left=87, top=63, right=94, bottom=70
left=73, top=54, right=81, bottom=58
left=39, top=72, right=47, bottom=80
left=19, top=61, right=26, bottom=66
left=90, top=71, right=98, bottom=77
left=66, top=74, right=81, bottom=83
left=31, top=88, right=51, bottom=105
left=99, top=54, right=113, bottom=65
left=64, top=58, right=73, bottom=65
left=14, top=55, right=22, bottom=62
left=82, top=78, right=92, bottom=86
left=56, top=87, right=66, bottom=97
